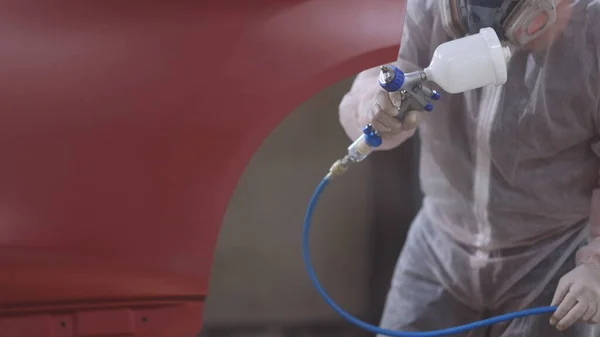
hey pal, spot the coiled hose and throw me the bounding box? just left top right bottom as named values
left=302, top=176, right=557, bottom=337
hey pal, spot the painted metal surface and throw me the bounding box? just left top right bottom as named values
left=0, top=1, right=406, bottom=335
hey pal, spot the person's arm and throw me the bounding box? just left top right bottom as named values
left=576, top=189, right=600, bottom=269
left=550, top=132, right=600, bottom=332
left=550, top=7, right=600, bottom=329
left=338, top=0, right=436, bottom=150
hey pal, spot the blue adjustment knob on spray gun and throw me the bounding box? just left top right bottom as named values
left=378, top=64, right=405, bottom=91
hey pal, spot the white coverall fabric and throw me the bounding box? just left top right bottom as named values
left=338, top=0, right=600, bottom=335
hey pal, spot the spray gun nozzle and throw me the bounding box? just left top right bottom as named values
left=380, top=65, right=394, bottom=84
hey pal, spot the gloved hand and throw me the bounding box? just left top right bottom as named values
left=550, top=263, right=600, bottom=331
left=367, top=89, right=423, bottom=136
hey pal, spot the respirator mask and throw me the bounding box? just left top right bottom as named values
left=440, top=0, right=557, bottom=47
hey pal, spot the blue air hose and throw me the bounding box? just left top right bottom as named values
left=302, top=176, right=557, bottom=337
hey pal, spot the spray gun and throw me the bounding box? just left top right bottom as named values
left=327, top=27, right=512, bottom=179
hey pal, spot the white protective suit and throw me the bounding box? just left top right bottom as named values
left=339, top=0, right=600, bottom=336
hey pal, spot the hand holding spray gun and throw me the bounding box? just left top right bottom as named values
left=372, top=63, right=440, bottom=145
left=327, top=27, right=512, bottom=179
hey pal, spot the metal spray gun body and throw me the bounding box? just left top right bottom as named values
left=378, top=65, right=440, bottom=122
